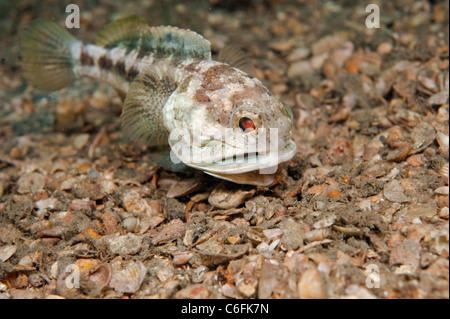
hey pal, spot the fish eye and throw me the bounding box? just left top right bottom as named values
left=239, top=117, right=256, bottom=132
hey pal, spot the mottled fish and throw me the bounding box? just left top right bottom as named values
left=19, top=16, right=296, bottom=186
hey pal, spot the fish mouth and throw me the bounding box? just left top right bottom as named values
left=181, top=139, right=297, bottom=175
left=203, top=165, right=283, bottom=186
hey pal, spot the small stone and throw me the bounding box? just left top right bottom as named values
left=105, top=233, right=142, bottom=255
left=386, top=144, right=411, bottom=162
left=101, top=210, right=119, bottom=234
left=157, top=267, right=174, bottom=283
left=227, top=234, right=241, bottom=244
left=435, top=186, right=449, bottom=195
left=0, top=245, right=17, bottom=262
left=438, top=207, right=449, bottom=219
left=172, top=251, right=193, bottom=266
left=406, top=154, right=423, bottom=167
left=175, top=284, right=210, bottom=299
left=313, top=215, right=336, bottom=229
left=34, top=198, right=56, bottom=215
left=55, top=100, right=76, bottom=126
left=72, top=133, right=90, bottom=150
left=384, top=179, right=410, bottom=203
left=28, top=274, right=45, bottom=287
left=269, top=39, right=296, bottom=52
left=18, top=255, right=33, bottom=268
left=151, top=219, right=185, bottom=245
left=389, top=239, right=421, bottom=271
left=377, top=42, right=393, bottom=55
left=280, top=218, right=304, bottom=250
left=409, top=122, right=436, bottom=155
left=287, top=60, right=314, bottom=79
left=122, top=191, right=160, bottom=216
left=123, top=217, right=138, bottom=232
left=297, top=268, right=328, bottom=299
left=208, top=184, right=255, bottom=209
left=109, top=261, right=147, bottom=293
left=406, top=203, right=437, bottom=219
left=263, top=228, right=283, bottom=240
left=258, top=261, right=282, bottom=298
left=287, top=47, right=310, bottom=62
left=163, top=198, right=186, bottom=220
left=74, top=258, right=100, bottom=273
left=238, top=282, right=256, bottom=297
left=428, top=91, right=449, bottom=106
left=17, top=172, right=45, bottom=194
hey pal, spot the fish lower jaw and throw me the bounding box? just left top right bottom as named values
left=203, top=165, right=282, bottom=186
left=182, top=139, right=297, bottom=175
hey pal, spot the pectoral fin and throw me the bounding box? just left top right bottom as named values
left=121, top=63, right=178, bottom=146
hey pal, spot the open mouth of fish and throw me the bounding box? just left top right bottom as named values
left=175, top=140, right=297, bottom=186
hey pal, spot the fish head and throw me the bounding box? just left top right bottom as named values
left=164, top=61, right=296, bottom=185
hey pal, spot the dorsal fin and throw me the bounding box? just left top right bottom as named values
left=145, top=26, right=211, bottom=60
left=96, top=16, right=211, bottom=60
left=96, top=16, right=148, bottom=48
left=218, top=45, right=255, bottom=76
left=120, top=62, right=178, bottom=146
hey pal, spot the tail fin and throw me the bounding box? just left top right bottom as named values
left=19, top=18, right=80, bottom=91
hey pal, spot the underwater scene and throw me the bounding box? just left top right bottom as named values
left=0, top=0, right=448, bottom=301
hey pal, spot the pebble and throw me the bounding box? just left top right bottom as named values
left=406, top=203, right=437, bottom=219
left=174, top=284, right=210, bottom=299
left=377, top=42, right=393, bottom=55
left=428, top=91, right=449, bottom=105
left=88, top=263, right=112, bottom=291
left=409, top=122, right=436, bottom=155
left=280, top=218, right=304, bottom=250
left=208, top=184, right=255, bottom=209
left=122, top=191, right=160, bottom=216
left=313, top=215, right=336, bottom=229
left=237, top=281, right=256, bottom=297
left=18, top=255, right=33, bottom=268
left=72, top=133, right=90, bottom=150
left=105, top=233, right=143, bottom=255
left=54, top=100, right=77, bottom=127
left=384, top=179, right=410, bottom=203
left=389, top=239, right=421, bottom=271
left=151, top=219, right=185, bottom=245
left=163, top=198, right=186, bottom=220
left=172, top=251, right=193, bottom=266
left=258, top=261, right=282, bottom=298
left=109, top=261, right=147, bottom=294
left=0, top=244, right=17, bottom=262
left=436, top=131, right=449, bottom=155
left=297, top=268, right=328, bottom=299
left=286, top=47, right=310, bottom=62
left=438, top=207, right=449, bottom=219
left=123, top=217, right=138, bottom=232
left=17, top=172, right=45, bottom=194
left=287, top=60, right=314, bottom=79
left=101, top=210, right=119, bottom=234
left=74, top=258, right=100, bottom=273
left=263, top=228, right=283, bottom=240
left=311, top=35, right=344, bottom=56
left=432, top=225, right=449, bottom=255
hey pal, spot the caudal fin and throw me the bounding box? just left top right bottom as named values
left=19, top=18, right=80, bottom=91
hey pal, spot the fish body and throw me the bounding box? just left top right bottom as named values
left=20, top=17, right=296, bottom=186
